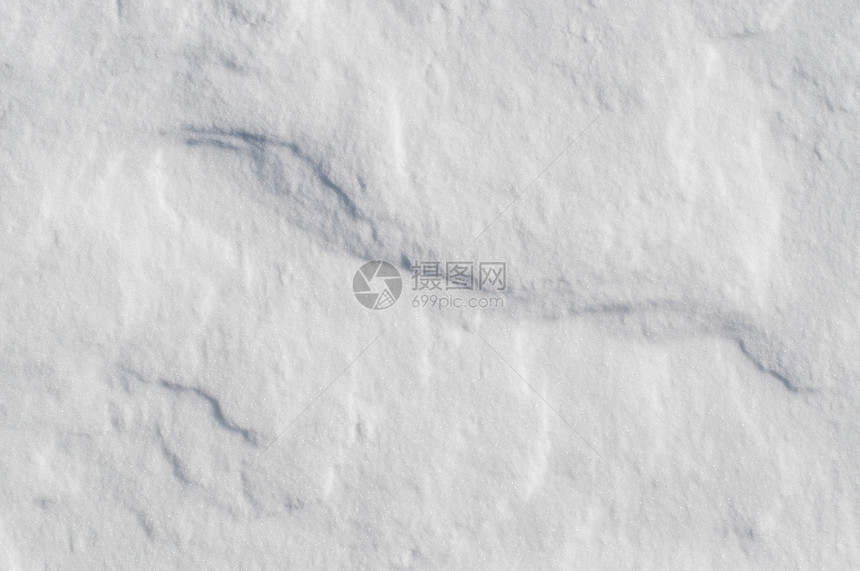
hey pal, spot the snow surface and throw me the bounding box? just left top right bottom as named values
left=1, top=0, right=859, bottom=568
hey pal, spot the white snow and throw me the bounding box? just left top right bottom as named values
left=1, top=0, right=858, bottom=568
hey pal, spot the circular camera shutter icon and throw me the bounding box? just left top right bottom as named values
left=353, top=261, right=402, bottom=310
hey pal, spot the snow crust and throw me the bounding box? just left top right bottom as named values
left=1, top=1, right=858, bottom=568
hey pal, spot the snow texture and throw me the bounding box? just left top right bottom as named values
left=1, top=0, right=859, bottom=568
